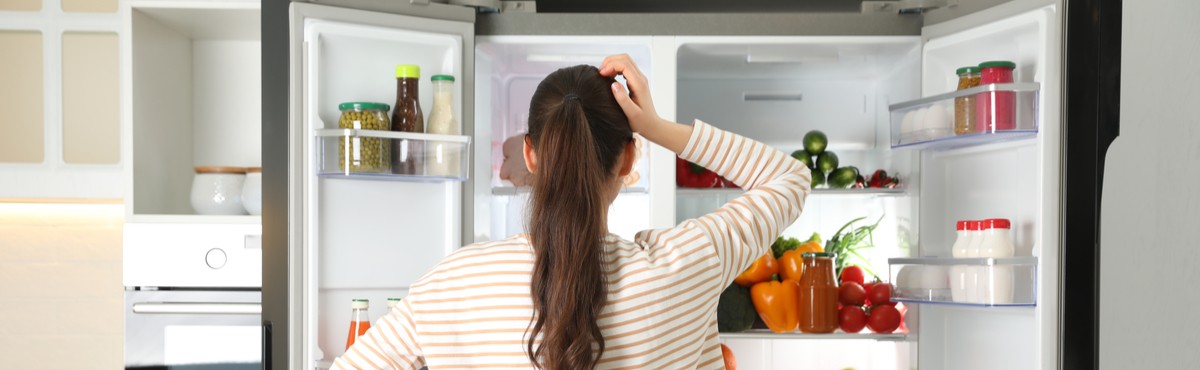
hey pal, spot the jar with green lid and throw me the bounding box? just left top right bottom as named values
left=337, top=102, right=391, bottom=173
left=954, top=66, right=982, bottom=135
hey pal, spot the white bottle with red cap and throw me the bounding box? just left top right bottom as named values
left=977, top=218, right=1015, bottom=304
left=949, top=220, right=974, bottom=302
left=964, top=220, right=987, bottom=303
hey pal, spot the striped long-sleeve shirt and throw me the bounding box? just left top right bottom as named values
left=332, top=120, right=812, bottom=369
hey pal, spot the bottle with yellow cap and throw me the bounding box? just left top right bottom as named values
left=391, top=64, right=424, bottom=175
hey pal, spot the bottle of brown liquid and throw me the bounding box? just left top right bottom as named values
left=391, top=64, right=424, bottom=175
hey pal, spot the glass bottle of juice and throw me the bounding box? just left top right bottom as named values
left=391, top=64, right=424, bottom=175
left=345, top=299, right=371, bottom=350
left=798, top=252, right=839, bottom=333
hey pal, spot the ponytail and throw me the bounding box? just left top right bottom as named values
left=525, top=65, right=632, bottom=369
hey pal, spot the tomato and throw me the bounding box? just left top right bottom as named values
left=861, top=281, right=876, bottom=306
left=868, top=282, right=897, bottom=307
left=720, top=343, right=737, bottom=370
left=838, top=281, right=866, bottom=306
left=867, top=304, right=901, bottom=333
left=838, top=305, right=867, bottom=333
left=839, top=265, right=866, bottom=286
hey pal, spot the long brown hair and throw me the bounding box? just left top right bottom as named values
left=524, top=65, right=633, bottom=369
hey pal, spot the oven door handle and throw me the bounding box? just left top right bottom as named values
left=132, top=302, right=261, bottom=315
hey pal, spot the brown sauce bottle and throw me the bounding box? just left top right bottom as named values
left=391, top=64, right=424, bottom=175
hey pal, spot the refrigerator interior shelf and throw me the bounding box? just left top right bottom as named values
left=314, top=129, right=471, bottom=182
left=676, top=187, right=907, bottom=197
left=889, top=83, right=1040, bottom=150
left=492, top=186, right=649, bottom=196
left=719, top=329, right=909, bottom=341
left=889, top=256, right=1038, bottom=307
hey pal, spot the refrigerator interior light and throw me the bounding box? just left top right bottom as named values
left=525, top=54, right=609, bottom=63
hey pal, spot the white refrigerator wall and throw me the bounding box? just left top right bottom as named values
left=475, top=37, right=657, bottom=241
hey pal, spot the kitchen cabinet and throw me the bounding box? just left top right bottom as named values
left=260, top=1, right=1106, bottom=369
left=0, top=3, right=122, bottom=199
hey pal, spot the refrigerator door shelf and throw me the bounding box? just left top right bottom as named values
left=315, top=128, right=471, bottom=181
left=720, top=330, right=910, bottom=341
left=890, top=83, right=1040, bottom=150
left=889, top=256, right=1037, bottom=307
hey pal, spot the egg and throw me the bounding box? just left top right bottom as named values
left=919, top=265, right=950, bottom=289
left=922, top=104, right=952, bottom=131
left=900, top=110, right=918, bottom=134
left=896, top=265, right=923, bottom=289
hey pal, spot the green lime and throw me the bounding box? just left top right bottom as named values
left=803, top=130, right=828, bottom=155
left=792, top=150, right=814, bottom=169
left=811, top=168, right=826, bottom=188
left=816, top=151, right=839, bottom=174
left=828, top=167, right=859, bottom=189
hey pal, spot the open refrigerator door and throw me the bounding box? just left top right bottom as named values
left=670, top=1, right=1061, bottom=369
left=286, top=2, right=475, bottom=368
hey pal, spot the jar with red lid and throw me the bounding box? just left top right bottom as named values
left=975, top=61, right=1017, bottom=132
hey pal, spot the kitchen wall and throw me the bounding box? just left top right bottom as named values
left=1100, top=0, right=1200, bottom=369
left=0, top=203, right=124, bottom=369
left=0, top=0, right=124, bottom=369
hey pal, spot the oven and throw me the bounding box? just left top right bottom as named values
left=123, top=222, right=263, bottom=370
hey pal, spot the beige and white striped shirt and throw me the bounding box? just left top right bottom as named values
left=332, top=120, right=811, bottom=369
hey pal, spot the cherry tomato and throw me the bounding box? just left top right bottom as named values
left=839, top=265, right=866, bottom=286
left=868, top=282, right=897, bottom=307
left=838, top=281, right=866, bottom=306
left=839, top=305, right=867, bottom=333
left=867, top=304, right=901, bottom=333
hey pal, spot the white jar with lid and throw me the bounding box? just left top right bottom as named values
left=191, top=166, right=247, bottom=215
left=950, top=220, right=974, bottom=302
left=977, top=218, right=1015, bottom=304
left=241, top=167, right=262, bottom=215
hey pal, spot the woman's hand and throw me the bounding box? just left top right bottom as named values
left=599, top=54, right=692, bottom=154
left=599, top=54, right=662, bottom=134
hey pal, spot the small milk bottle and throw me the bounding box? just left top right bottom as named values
left=964, top=220, right=986, bottom=303
left=949, top=220, right=973, bottom=302
left=978, top=218, right=1015, bottom=304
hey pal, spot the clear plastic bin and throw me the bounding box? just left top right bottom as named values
left=315, top=129, right=470, bottom=181
left=890, top=83, right=1040, bottom=150
left=888, top=256, right=1037, bottom=307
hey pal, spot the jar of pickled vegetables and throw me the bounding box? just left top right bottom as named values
left=337, top=102, right=391, bottom=173
left=954, top=66, right=981, bottom=135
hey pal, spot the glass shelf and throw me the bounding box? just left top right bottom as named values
left=890, top=83, right=1040, bottom=151
left=889, top=256, right=1037, bottom=307
left=719, top=329, right=908, bottom=341
left=676, top=187, right=907, bottom=197
left=315, top=129, right=470, bottom=182
left=493, top=186, right=649, bottom=196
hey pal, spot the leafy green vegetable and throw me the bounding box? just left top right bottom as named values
left=717, top=284, right=756, bottom=332
left=824, top=215, right=884, bottom=278
left=770, top=236, right=802, bottom=259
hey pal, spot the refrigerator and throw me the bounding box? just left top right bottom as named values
left=261, top=0, right=1109, bottom=368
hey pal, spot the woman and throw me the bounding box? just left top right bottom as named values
left=333, top=54, right=811, bottom=369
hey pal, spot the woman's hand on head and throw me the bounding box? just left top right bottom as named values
left=599, top=54, right=662, bottom=135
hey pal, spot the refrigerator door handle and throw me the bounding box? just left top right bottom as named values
left=131, top=302, right=262, bottom=315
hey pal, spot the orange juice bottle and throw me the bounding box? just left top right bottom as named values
left=345, top=299, right=371, bottom=350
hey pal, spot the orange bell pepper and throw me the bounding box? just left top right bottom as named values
left=750, top=279, right=800, bottom=333
left=733, top=252, right=778, bottom=287
left=778, top=249, right=805, bottom=281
